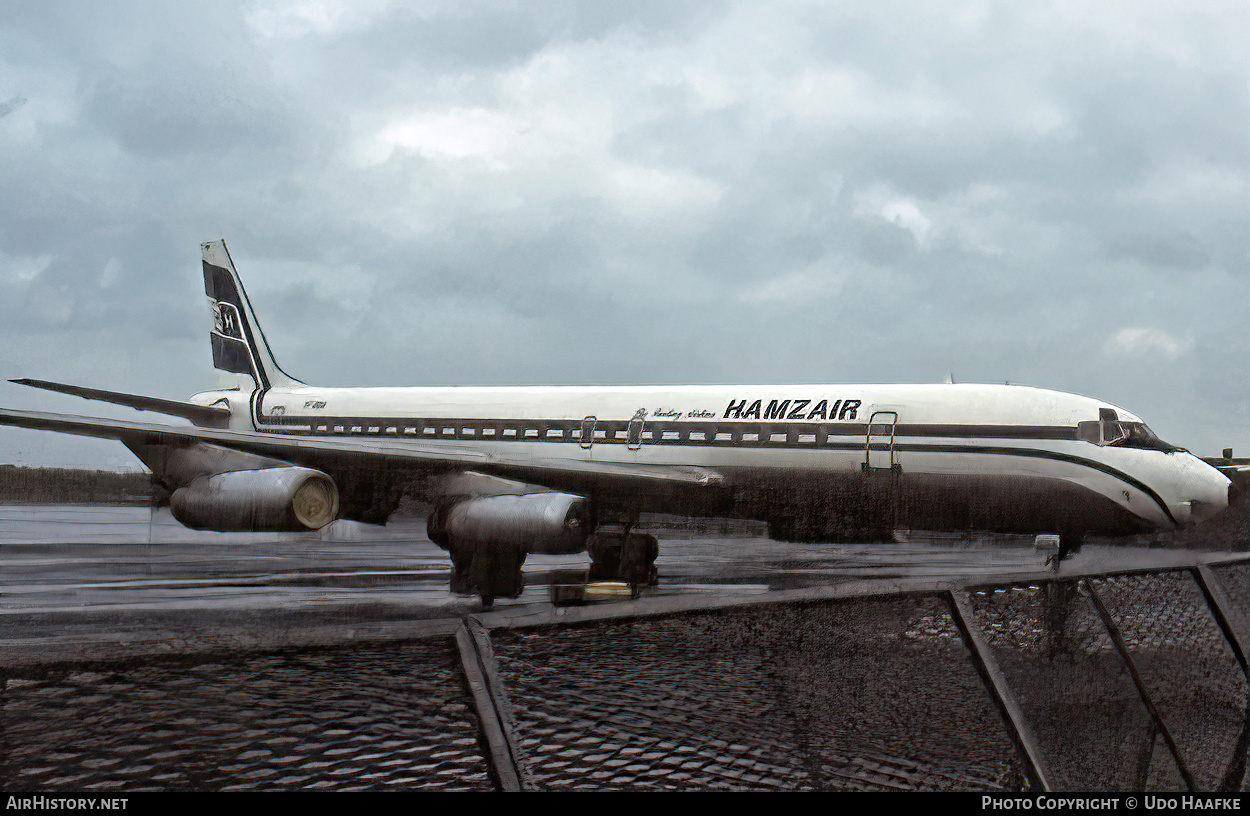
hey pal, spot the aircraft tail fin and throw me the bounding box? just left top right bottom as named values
left=201, top=240, right=302, bottom=390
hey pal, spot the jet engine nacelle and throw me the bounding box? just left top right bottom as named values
left=427, top=492, right=591, bottom=554
left=170, top=467, right=340, bottom=532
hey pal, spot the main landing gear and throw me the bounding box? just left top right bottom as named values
left=588, top=531, right=659, bottom=598
left=444, top=529, right=661, bottom=606
left=449, top=544, right=527, bottom=607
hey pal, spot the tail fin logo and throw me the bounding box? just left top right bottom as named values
left=211, top=300, right=244, bottom=340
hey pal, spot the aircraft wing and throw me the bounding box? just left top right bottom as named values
left=0, top=407, right=724, bottom=489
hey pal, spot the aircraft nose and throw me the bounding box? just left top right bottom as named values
left=1176, top=456, right=1232, bottom=523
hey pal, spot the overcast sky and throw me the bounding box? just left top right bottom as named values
left=0, top=0, right=1245, bottom=469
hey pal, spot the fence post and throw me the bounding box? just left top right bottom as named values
left=455, top=616, right=530, bottom=791
left=1082, top=579, right=1195, bottom=791
left=948, top=588, right=1053, bottom=791
left=1190, top=566, right=1250, bottom=791
left=1193, top=566, right=1250, bottom=678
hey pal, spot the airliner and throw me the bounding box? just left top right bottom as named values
left=0, top=241, right=1233, bottom=604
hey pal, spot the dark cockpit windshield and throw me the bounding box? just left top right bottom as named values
left=1108, top=422, right=1182, bottom=452
left=1076, top=418, right=1182, bottom=452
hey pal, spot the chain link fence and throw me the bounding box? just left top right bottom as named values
left=3, top=561, right=1249, bottom=791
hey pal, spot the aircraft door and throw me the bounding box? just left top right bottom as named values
left=864, top=411, right=900, bottom=471
left=627, top=409, right=645, bottom=451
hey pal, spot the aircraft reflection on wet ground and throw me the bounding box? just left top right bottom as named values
left=0, top=504, right=1215, bottom=618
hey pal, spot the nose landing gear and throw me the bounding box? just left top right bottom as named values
left=1038, top=531, right=1084, bottom=571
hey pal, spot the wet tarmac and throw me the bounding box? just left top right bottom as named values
left=3, top=505, right=1249, bottom=792
left=0, top=505, right=1216, bottom=610
left=0, top=504, right=1230, bottom=669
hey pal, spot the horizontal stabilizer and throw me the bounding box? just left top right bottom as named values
left=9, top=378, right=231, bottom=426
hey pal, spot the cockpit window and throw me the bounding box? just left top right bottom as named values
left=1077, top=419, right=1180, bottom=452
left=1112, top=422, right=1182, bottom=451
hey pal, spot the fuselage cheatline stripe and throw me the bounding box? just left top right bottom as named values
left=248, top=410, right=1177, bottom=525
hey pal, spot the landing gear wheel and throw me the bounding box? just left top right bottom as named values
left=1052, top=530, right=1084, bottom=570
left=621, top=534, right=659, bottom=589
left=588, top=537, right=622, bottom=582
left=1057, top=530, right=1083, bottom=560
left=589, top=532, right=659, bottom=596
left=472, top=548, right=526, bottom=608
left=449, top=546, right=475, bottom=595
left=446, top=544, right=526, bottom=608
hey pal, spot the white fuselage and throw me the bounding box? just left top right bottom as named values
left=193, top=381, right=1230, bottom=536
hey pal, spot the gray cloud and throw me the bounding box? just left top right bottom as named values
left=0, top=0, right=1245, bottom=467
left=0, top=95, right=25, bottom=118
